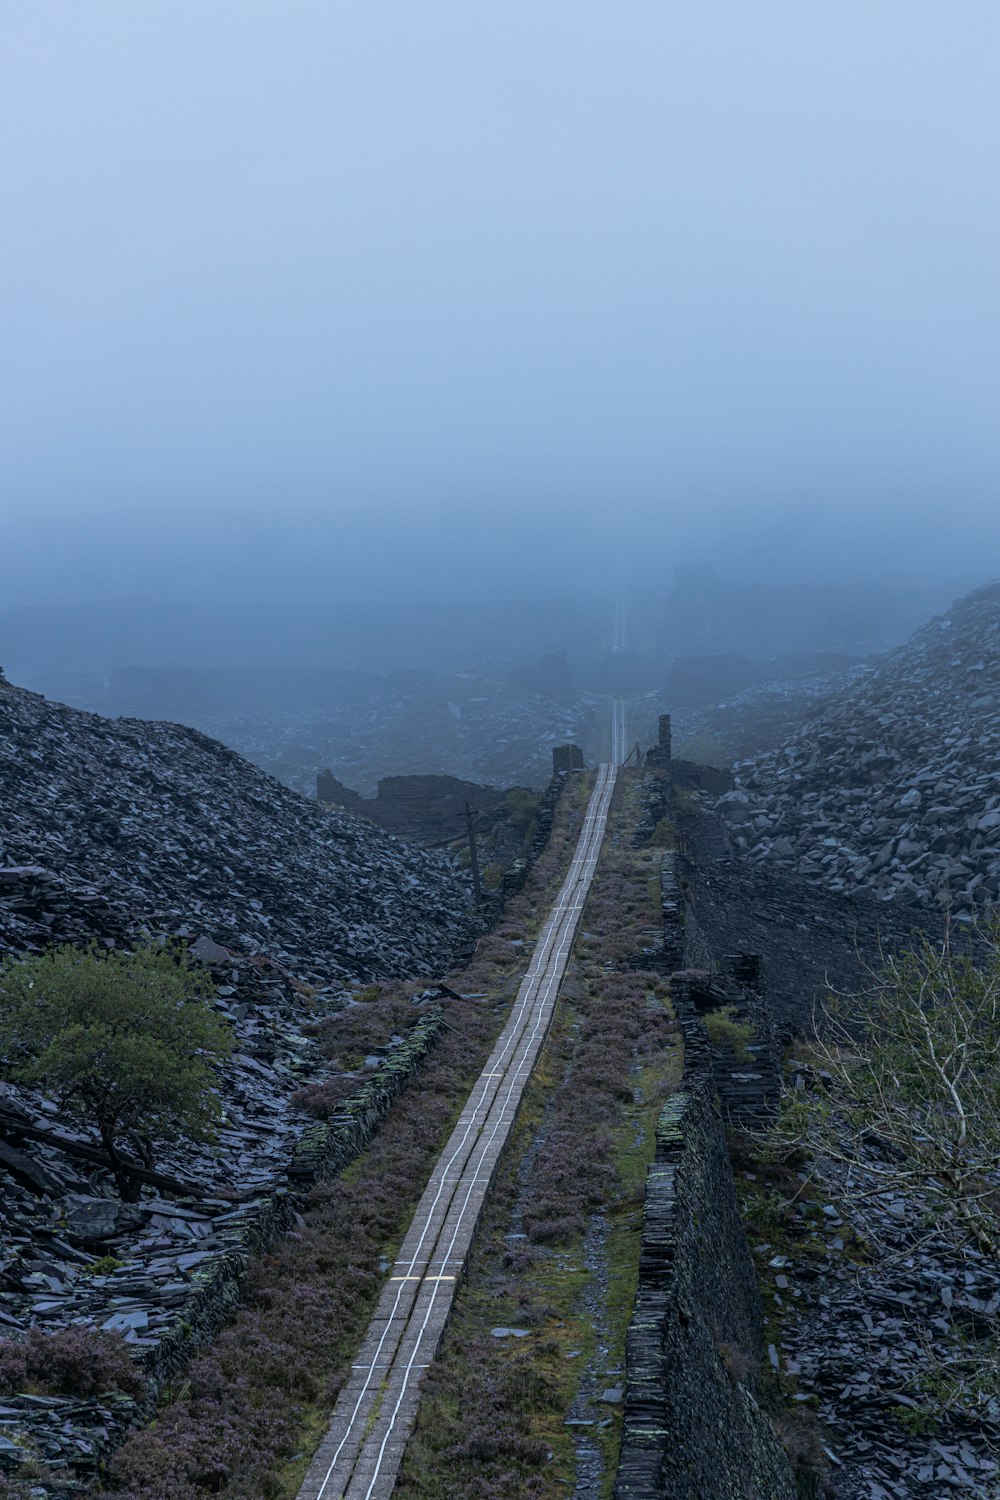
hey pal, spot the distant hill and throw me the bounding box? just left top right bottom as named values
left=105, top=665, right=384, bottom=717
left=661, top=572, right=978, bottom=659
left=0, top=596, right=577, bottom=681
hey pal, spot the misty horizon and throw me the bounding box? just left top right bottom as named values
left=3, top=9, right=999, bottom=1487
left=4, top=2, right=1000, bottom=614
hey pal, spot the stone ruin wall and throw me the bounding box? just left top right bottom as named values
left=615, top=754, right=803, bottom=1499
left=615, top=1084, right=799, bottom=1500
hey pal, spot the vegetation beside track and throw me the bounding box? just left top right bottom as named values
left=396, top=770, right=683, bottom=1500
left=96, top=776, right=594, bottom=1500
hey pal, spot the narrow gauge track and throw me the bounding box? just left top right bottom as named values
left=297, top=754, right=620, bottom=1500
left=611, top=697, right=627, bottom=765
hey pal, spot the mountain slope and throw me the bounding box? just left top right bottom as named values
left=718, top=583, right=1000, bottom=916
left=0, top=680, right=469, bottom=982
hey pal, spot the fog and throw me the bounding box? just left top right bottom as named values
left=3, top=2, right=999, bottom=621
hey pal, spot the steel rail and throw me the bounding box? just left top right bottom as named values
left=307, top=769, right=614, bottom=1497
left=611, top=697, right=627, bottom=765
left=310, top=771, right=610, bottom=1487
left=296, top=749, right=619, bottom=1500
left=357, top=767, right=615, bottom=1499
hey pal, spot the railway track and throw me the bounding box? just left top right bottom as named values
left=611, top=696, right=627, bottom=765
left=296, top=748, right=620, bottom=1500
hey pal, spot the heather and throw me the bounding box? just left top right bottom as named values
left=289, top=983, right=425, bottom=1118
left=521, top=968, right=675, bottom=1245
left=0, top=1326, right=143, bottom=1402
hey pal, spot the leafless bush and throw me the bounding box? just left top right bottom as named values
left=778, top=929, right=1000, bottom=1258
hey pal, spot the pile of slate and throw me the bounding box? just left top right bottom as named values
left=0, top=939, right=438, bottom=1483
left=697, top=661, right=871, bottom=761
left=0, top=680, right=474, bottom=1484
left=0, top=679, right=470, bottom=979
left=754, top=1134, right=1000, bottom=1498
left=716, top=582, right=1000, bottom=916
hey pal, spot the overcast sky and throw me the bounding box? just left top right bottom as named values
left=3, top=2, right=999, bottom=605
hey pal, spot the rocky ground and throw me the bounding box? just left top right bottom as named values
left=0, top=948, right=408, bottom=1344
left=744, top=1131, right=1000, bottom=1500
left=716, top=582, right=1000, bottom=917
left=0, top=678, right=470, bottom=982
left=0, top=678, right=478, bottom=1486
left=679, top=802, right=999, bottom=1496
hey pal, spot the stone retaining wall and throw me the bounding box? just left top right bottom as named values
left=616, top=771, right=801, bottom=1498
left=615, top=1085, right=799, bottom=1500
left=147, top=1007, right=446, bottom=1393
left=478, top=767, right=568, bottom=921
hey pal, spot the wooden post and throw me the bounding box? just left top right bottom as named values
left=465, top=800, right=482, bottom=904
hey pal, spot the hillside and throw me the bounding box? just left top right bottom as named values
left=0, top=678, right=469, bottom=983
left=718, top=582, right=1000, bottom=915
left=0, top=677, right=475, bottom=1479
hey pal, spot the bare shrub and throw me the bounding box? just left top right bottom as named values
left=780, top=931, right=1000, bottom=1258
left=771, top=1406, right=829, bottom=1487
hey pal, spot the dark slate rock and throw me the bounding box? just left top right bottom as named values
left=0, top=680, right=470, bottom=983
left=717, top=582, right=1000, bottom=911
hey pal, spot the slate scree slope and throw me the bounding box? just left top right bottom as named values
left=0, top=678, right=474, bottom=1480
left=0, top=679, right=469, bottom=982
left=720, top=582, right=1000, bottom=914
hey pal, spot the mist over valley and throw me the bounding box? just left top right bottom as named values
left=2, top=6, right=1000, bottom=1498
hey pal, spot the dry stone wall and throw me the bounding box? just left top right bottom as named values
left=616, top=773, right=800, bottom=1499
left=615, top=1086, right=798, bottom=1500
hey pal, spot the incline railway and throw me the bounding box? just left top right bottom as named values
left=296, top=703, right=626, bottom=1500
left=611, top=695, right=627, bottom=765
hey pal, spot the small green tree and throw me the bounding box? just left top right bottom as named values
left=0, top=942, right=233, bottom=1200
left=779, top=933, right=1000, bottom=1257
left=704, top=1005, right=755, bottom=1064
